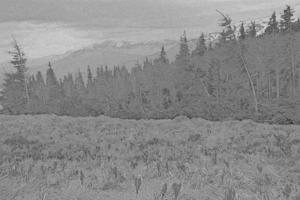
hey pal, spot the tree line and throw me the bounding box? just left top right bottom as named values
left=1, top=5, right=300, bottom=124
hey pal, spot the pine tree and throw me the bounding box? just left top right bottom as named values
left=74, top=71, right=85, bottom=97
left=158, top=46, right=169, bottom=64
left=279, top=5, right=295, bottom=32
left=292, top=18, right=300, bottom=32
left=217, top=10, right=236, bottom=42
left=35, top=71, right=46, bottom=105
left=87, top=65, right=93, bottom=89
left=175, top=31, right=190, bottom=64
left=192, top=33, right=207, bottom=57
left=265, top=11, right=279, bottom=34
left=45, top=62, right=61, bottom=113
left=247, top=21, right=257, bottom=38
left=208, top=42, right=213, bottom=50
left=96, top=67, right=101, bottom=79
left=0, top=39, right=29, bottom=114
left=26, top=71, right=48, bottom=113
left=239, top=22, right=246, bottom=40
left=46, top=62, right=59, bottom=88
left=62, top=73, right=74, bottom=98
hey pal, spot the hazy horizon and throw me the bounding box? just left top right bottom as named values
left=0, top=0, right=299, bottom=63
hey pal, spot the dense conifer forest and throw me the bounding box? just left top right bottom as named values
left=1, top=5, right=300, bottom=124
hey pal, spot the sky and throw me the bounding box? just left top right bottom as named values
left=0, top=0, right=299, bottom=63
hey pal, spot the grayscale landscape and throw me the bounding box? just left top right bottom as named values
left=0, top=0, right=299, bottom=200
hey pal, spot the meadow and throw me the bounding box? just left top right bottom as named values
left=0, top=115, right=299, bottom=200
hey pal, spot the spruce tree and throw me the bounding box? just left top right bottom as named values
left=265, top=11, right=279, bottom=34
left=292, top=18, right=300, bottom=32
left=239, top=22, right=246, bottom=40
left=45, top=62, right=61, bottom=113
left=96, top=67, right=101, bottom=79
left=0, top=39, right=29, bottom=114
left=35, top=71, right=47, bottom=106
left=154, top=46, right=169, bottom=64
left=208, top=42, right=213, bottom=50
left=279, top=5, right=295, bottom=32
left=247, top=21, right=257, bottom=38
left=87, top=65, right=93, bottom=89
left=160, top=46, right=169, bottom=64
left=175, top=31, right=190, bottom=64
left=192, top=33, right=207, bottom=57
left=75, top=71, right=85, bottom=96
left=46, top=62, right=59, bottom=87
left=217, top=10, right=236, bottom=42
left=62, top=73, right=74, bottom=98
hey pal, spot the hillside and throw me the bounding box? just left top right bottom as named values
left=0, top=115, right=299, bottom=200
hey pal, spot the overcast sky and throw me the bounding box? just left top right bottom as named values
left=0, top=0, right=299, bottom=62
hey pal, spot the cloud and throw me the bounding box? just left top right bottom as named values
left=0, top=0, right=299, bottom=64
left=0, top=21, right=96, bottom=63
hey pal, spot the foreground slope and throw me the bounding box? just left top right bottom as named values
left=0, top=115, right=299, bottom=200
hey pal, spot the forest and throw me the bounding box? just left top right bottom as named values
left=1, top=5, right=300, bottom=124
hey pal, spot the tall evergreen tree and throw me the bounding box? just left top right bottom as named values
left=46, top=62, right=59, bottom=88
left=192, top=33, right=207, bottom=57
left=75, top=71, right=85, bottom=96
left=0, top=39, right=29, bottom=114
left=292, top=18, right=300, bottom=32
left=239, top=22, right=246, bottom=40
left=156, top=46, right=169, bottom=64
left=96, top=67, right=101, bottom=79
left=62, top=73, right=74, bottom=98
left=217, top=10, right=236, bottom=42
left=265, top=11, right=279, bottom=34
left=175, top=31, right=190, bottom=64
left=45, top=62, right=61, bottom=113
left=35, top=71, right=47, bottom=105
left=208, top=42, right=213, bottom=50
left=87, top=65, right=93, bottom=89
left=247, top=21, right=257, bottom=38
left=279, top=5, right=295, bottom=32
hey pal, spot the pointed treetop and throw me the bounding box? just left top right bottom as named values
left=183, top=31, right=187, bottom=41
left=265, top=11, right=279, bottom=34
left=293, top=18, right=300, bottom=32
left=239, top=22, right=246, bottom=40
left=8, top=37, right=27, bottom=74
left=217, top=10, right=235, bottom=42
left=87, top=65, right=93, bottom=81
left=159, top=45, right=169, bottom=64
left=192, top=33, right=207, bottom=57
left=176, top=31, right=190, bottom=63
left=247, top=21, right=257, bottom=38
left=279, top=5, right=295, bottom=32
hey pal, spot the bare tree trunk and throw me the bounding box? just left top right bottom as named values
left=275, top=68, right=280, bottom=100
left=256, top=72, right=259, bottom=100
left=290, top=40, right=296, bottom=98
left=200, top=79, right=211, bottom=97
left=239, top=43, right=259, bottom=114
left=288, top=29, right=296, bottom=98
left=25, top=83, right=29, bottom=104
left=260, top=71, right=264, bottom=99
left=268, top=71, right=271, bottom=100
left=217, top=66, right=221, bottom=105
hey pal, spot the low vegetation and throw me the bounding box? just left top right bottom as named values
left=0, top=115, right=299, bottom=200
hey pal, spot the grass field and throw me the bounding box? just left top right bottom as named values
left=0, top=115, right=299, bottom=200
